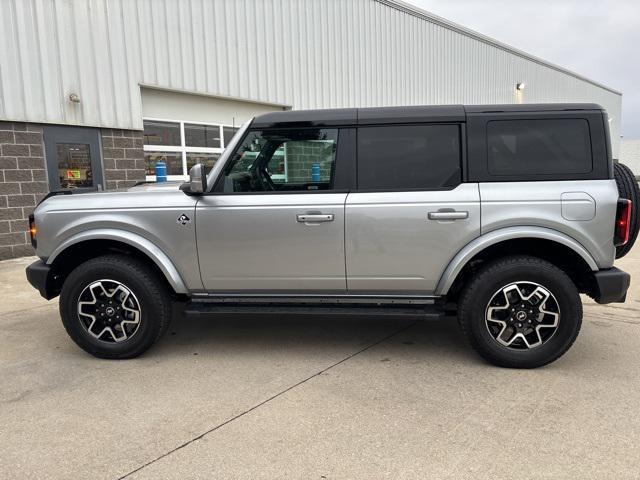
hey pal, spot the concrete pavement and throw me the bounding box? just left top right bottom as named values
left=0, top=250, right=639, bottom=479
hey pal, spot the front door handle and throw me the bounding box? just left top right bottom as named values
left=296, top=214, right=334, bottom=223
left=428, top=211, right=469, bottom=220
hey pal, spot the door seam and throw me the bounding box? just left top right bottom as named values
left=344, top=193, right=349, bottom=292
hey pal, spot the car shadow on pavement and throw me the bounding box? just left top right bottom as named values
left=147, top=312, right=477, bottom=364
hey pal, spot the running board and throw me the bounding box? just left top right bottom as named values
left=189, top=294, right=438, bottom=305
left=185, top=300, right=444, bottom=318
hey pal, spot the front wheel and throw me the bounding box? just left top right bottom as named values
left=457, top=256, right=582, bottom=368
left=59, top=254, right=173, bottom=359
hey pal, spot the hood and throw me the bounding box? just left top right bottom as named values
left=35, top=183, right=194, bottom=215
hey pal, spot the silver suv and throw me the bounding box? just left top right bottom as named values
left=25, top=104, right=638, bottom=368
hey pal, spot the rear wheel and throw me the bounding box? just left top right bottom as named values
left=59, top=254, right=172, bottom=359
left=458, top=256, right=582, bottom=368
left=614, top=162, right=640, bottom=258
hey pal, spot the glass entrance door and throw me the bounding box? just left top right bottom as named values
left=43, top=126, right=104, bottom=192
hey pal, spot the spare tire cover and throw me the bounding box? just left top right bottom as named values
left=613, top=162, right=640, bottom=258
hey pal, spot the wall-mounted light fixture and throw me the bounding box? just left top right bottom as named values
left=68, top=93, right=80, bottom=103
left=516, top=83, right=526, bottom=91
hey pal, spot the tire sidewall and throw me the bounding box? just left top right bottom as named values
left=60, top=259, right=163, bottom=357
left=466, top=262, right=581, bottom=368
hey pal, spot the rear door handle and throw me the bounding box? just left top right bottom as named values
left=296, top=214, right=334, bottom=223
left=428, top=211, right=469, bottom=220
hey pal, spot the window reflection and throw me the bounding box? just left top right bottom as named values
left=56, top=143, right=94, bottom=189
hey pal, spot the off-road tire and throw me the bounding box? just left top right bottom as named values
left=59, top=254, right=172, bottom=359
left=458, top=255, right=582, bottom=368
left=614, top=162, right=640, bottom=258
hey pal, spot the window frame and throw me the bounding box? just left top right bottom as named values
left=210, top=127, right=356, bottom=195
left=143, top=117, right=239, bottom=181
left=354, top=122, right=465, bottom=192
left=466, top=110, right=610, bottom=182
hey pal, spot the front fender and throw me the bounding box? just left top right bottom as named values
left=47, top=229, right=189, bottom=294
left=434, top=226, right=599, bottom=296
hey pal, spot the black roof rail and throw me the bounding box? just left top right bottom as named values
left=252, top=103, right=606, bottom=127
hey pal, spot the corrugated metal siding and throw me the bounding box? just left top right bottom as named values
left=620, top=140, right=640, bottom=175
left=0, top=0, right=622, bottom=154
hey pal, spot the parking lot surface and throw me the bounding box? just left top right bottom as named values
left=1, top=249, right=639, bottom=479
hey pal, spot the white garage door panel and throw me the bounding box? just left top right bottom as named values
left=141, top=87, right=286, bottom=126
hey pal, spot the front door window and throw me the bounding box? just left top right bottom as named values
left=220, top=128, right=339, bottom=192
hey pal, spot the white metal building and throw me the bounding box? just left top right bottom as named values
left=0, top=0, right=624, bottom=257
left=621, top=140, right=640, bottom=176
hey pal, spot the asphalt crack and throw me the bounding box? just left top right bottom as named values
left=116, top=320, right=418, bottom=480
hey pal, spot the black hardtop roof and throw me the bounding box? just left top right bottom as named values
left=251, top=103, right=604, bottom=128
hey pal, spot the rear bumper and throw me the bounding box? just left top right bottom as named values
left=25, top=260, right=60, bottom=300
left=592, top=267, right=631, bottom=304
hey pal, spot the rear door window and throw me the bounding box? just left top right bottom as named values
left=487, top=119, right=593, bottom=176
left=357, top=124, right=461, bottom=190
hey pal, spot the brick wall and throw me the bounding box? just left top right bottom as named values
left=0, top=122, right=145, bottom=260
left=0, top=122, right=47, bottom=260
left=101, top=129, right=145, bottom=190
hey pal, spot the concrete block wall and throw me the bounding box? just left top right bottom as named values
left=0, top=122, right=146, bottom=260
left=0, top=122, right=47, bottom=260
left=101, top=129, right=146, bottom=190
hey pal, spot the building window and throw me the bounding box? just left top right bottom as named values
left=143, top=120, right=181, bottom=146
left=144, top=152, right=183, bottom=176
left=186, top=152, right=221, bottom=173
left=223, top=126, right=238, bottom=147
left=184, top=123, right=221, bottom=148
left=143, top=118, right=239, bottom=180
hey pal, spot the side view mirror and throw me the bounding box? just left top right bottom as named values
left=187, top=163, right=207, bottom=194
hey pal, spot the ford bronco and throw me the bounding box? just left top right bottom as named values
left=25, top=104, right=638, bottom=368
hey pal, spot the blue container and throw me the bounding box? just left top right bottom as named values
left=155, top=161, right=167, bottom=183
left=311, top=163, right=321, bottom=183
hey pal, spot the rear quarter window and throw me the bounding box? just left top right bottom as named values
left=487, top=119, right=593, bottom=176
